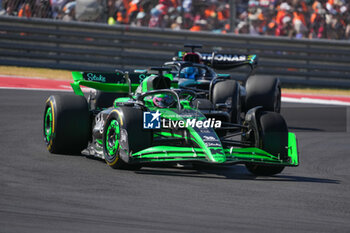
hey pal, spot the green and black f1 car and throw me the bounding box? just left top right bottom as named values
left=43, top=68, right=298, bottom=176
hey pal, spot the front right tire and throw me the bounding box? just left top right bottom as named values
left=245, top=111, right=288, bottom=176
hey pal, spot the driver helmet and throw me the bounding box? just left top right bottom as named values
left=181, top=66, right=198, bottom=80
left=153, top=94, right=176, bottom=108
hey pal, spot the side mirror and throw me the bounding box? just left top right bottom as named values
left=215, top=103, right=228, bottom=111
left=124, top=71, right=132, bottom=96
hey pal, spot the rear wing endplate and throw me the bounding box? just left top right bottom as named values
left=71, top=71, right=148, bottom=96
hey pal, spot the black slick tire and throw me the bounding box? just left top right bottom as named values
left=245, top=76, right=281, bottom=112
left=103, top=107, right=152, bottom=169
left=245, top=111, right=288, bottom=176
left=90, top=91, right=127, bottom=110
left=212, top=80, right=241, bottom=123
left=43, top=95, right=90, bottom=154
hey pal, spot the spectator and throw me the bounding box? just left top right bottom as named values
left=18, top=2, right=32, bottom=18
left=34, top=0, right=52, bottom=18
left=3, top=0, right=350, bottom=40
left=2, top=0, right=21, bottom=16
left=107, top=0, right=116, bottom=24
left=309, top=7, right=326, bottom=38
left=62, top=1, right=75, bottom=21
left=51, top=0, right=69, bottom=18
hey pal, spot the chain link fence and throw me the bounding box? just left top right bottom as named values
left=1, top=0, right=53, bottom=18
left=1, top=0, right=350, bottom=40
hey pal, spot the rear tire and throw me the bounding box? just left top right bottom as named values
left=103, top=107, right=152, bottom=169
left=192, top=98, right=214, bottom=110
left=90, top=91, right=127, bottom=110
left=245, top=111, right=288, bottom=176
left=43, top=95, right=90, bottom=154
left=212, top=80, right=241, bottom=123
left=245, top=76, right=281, bottom=112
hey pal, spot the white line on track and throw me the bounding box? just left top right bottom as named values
left=282, top=97, right=350, bottom=106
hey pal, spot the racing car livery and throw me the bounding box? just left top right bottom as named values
left=43, top=67, right=298, bottom=176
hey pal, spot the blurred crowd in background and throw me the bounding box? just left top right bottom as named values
left=1, top=0, right=350, bottom=40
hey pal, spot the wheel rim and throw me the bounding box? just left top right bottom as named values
left=44, top=107, right=53, bottom=143
left=105, top=119, right=120, bottom=156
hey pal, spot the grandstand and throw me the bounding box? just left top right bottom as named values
left=0, top=0, right=349, bottom=40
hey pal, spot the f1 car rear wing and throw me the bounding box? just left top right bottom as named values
left=71, top=71, right=148, bottom=96
left=201, top=53, right=258, bottom=70
left=175, top=51, right=258, bottom=70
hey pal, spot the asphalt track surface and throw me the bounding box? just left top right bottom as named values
left=0, top=89, right=349, bottom=233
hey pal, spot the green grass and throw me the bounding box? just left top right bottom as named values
left=0, top=66, right=72, bottom=80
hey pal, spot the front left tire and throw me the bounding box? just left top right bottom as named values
left=103, top=107, right=152, bottom=169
